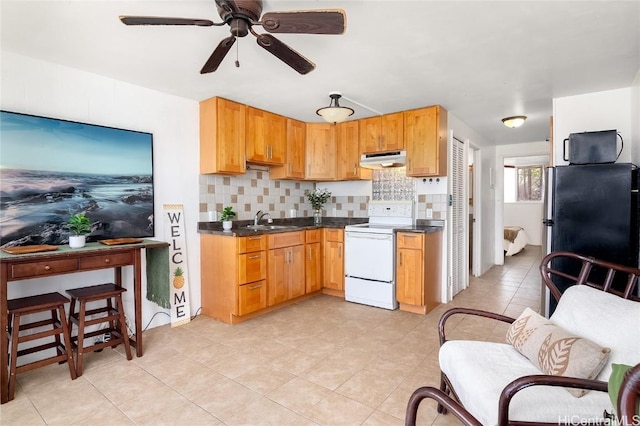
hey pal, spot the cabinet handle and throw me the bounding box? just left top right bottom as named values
left=104, top=258, right=111, bottom=263
left=249, top=254, right=261, bottom=259
left=399, top=252, right=403, bottom=266
left=44, top=265, right=51, bottom=271
left=268, top=145, right=272, bottom=159
left=308, top=246, right=312, bottom=260
left=248, top=236, right=262, bottom=240
left=353, top=164, right=357, bottom=176
left=248, top=284, right=262, bottom=290
left=289, top=163, right=292, bottom=174
left=403, top=234, right=417, bottom=238
left=338, top=246, right=342, bottom=258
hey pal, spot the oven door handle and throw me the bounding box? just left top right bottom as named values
left=346, top=233, right=393, bottom=240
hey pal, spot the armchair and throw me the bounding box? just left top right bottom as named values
left=433, top=251, right=640, bottom=425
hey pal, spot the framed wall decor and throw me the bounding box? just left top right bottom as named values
left=0, top=110, right=155, bottom=246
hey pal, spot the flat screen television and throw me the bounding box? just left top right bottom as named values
left=0, top=110, right=154, bottom=247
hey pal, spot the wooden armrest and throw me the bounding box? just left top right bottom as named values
left=406, top=386, right=482, bottom=426
left=498, top=374, right=608, bottom=425
left=439, top=307, right=516, bottom=345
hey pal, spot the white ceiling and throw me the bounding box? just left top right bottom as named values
left=2, top=1, right=639, bottom=146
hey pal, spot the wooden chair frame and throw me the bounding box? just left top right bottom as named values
left=434, top=251, right=640, bottom=426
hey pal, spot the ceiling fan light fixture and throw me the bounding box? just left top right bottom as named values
left=316, top=92, right=354, bottom=124
left=502, top=115, right=527, bottom=128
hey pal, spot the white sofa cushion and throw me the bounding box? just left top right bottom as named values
left=550, top=285, right=640, bottom=381
left=439, top=340, right=612, bottom=426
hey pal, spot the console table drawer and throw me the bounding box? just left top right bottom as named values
left=10, top=259, right=78, bottom=279
left=79, top=252, right=133, bottom=269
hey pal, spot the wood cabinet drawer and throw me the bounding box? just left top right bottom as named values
left=324, top=228, right=343, bottom=242
left=78, top=252, right=133, bottom=269
left=305, top=229, right=322, bottom=243
left=397, top=232, right=424, bottom=249
left=10, top=258, right=78, bottom=279
left=238, top=251, right=267, bottom=284
left=238, top=280, right=267, bottom=316
left=238, top=235, right=267, bottom=253
left=268, top=231, right=305, bottom=249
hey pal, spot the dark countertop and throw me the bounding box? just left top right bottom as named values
left=198, top=217, right=368, bottom=237
left=398, top=219, right=446, bottom=234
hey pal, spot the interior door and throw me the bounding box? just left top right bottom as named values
left=448, top=135, right=468, bottom=299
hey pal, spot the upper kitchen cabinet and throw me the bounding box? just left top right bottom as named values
left=245, top=106, right=286, bottom=165
left=200, top=97, right=246, bottom=175
left=405, top=105, right=448, bottom=177
left=336, top=121, right=371, bottom=181
left=305, top=122, right=336, bottom=180
left=269, top=118, right=306, bottom=180
left=359, top=112, right=404, bottom=154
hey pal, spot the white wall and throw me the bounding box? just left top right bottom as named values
left=632, top=68, right=640, bottom=166
left=503, top=203, right=543, bottom=246
left=494, top=141, right=550, bottom=263
left=552, top=88, right=632, bottom=166
left=1, top=51, right=201, bottom=330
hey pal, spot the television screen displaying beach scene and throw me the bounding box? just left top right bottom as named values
left=0, top=110, right=154, bottom=247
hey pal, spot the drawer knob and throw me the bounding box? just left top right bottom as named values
left=104, top=258, right=111, bottom=263
left=44, top=265, right=51, bottom=271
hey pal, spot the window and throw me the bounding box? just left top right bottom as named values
left=504, top=165, right=544, bottom=202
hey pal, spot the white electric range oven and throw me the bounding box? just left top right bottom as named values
left=344, top=201, right=414, bottom=310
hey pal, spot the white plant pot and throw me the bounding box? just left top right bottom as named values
left=222, top=220, right=233, bottom=231
left=69, top=235, right=86, bottom=248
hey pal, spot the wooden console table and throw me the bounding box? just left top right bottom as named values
left=0, top=239, right=169, bottom=404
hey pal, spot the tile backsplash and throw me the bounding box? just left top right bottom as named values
left=199, top=170, right=369, bottom=221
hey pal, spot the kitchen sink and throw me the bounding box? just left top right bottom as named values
left=246, top=224, right=299, bottom=230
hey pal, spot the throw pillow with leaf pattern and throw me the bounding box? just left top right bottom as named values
left=506, top=307, right=611, bottom=397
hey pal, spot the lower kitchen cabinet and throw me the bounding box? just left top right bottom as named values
left=305, top=229, right=323, bottom=293
left=323, top=228, right=344, bottom=295
left=396, top=231, right=442, bottom=314
left=201, top=234, right=267, bottom=323
left=267, top=231, right=305, bottom=306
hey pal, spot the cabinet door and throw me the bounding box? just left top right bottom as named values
left=305, top=123, right=336, bottom=180
left=200, top=97, right=246, bottom=174
left=269, top=118, right=305, bottom=180
left=323, top=241, right=344, bottom=290
left=336, top=121, right=370, bottom=181
left=287, top=245, right=306, bottom=299
left=396, top=248, right=424, bottom=306
left=359, top=117, right=381, bottom=154
left=246, top=107, right=285, bottom=165
left=268, top=248, right=288, bottom=306
left=381, top=112, right=404, bottom=151
left=305, top=242, right=322, bottom=293
left=405, top=106, right=448, bottom=177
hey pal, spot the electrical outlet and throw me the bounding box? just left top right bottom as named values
left=426, top=208, right=433, bottom=219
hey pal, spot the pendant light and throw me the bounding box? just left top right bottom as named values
left=501, top=115, right=527, bottom=128
left=316, top=92, right=354, bottom=124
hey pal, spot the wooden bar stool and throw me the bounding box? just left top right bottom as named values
left=66, top=283, right=132, bottom=376
left=7, top=292, right=77, bottom=400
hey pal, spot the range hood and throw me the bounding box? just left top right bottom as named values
left=360, top=150, right=406, bottom=169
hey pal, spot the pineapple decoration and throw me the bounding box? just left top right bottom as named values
left=172, top=267, right=185, bottom=289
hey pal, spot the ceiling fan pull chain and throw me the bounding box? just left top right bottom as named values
left=235, top=39, right=240, bottom=68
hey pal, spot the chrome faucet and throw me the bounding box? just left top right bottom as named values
left=254, top=210, right=273, bottom=226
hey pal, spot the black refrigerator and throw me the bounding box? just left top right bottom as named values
left=541, top=163, right=639, bottom=316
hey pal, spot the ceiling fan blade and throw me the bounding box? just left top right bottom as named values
left=200, top=36, right=236, bottom=74
left=256, top=34, right=315, bottom=75
left=260, top=10, right=346, bottom=34
left=119, top=16, right=215, bottom=26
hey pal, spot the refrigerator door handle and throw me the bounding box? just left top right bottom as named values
left=542, top=219, right=554, bottom=226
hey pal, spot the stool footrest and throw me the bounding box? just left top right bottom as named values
left=15, top=353, right=69, bottom=375
left=16, top=341, right=66, bottom=358
left=17, top=317, right=59, bottom=333
left=16, top=325, right=63, bottom=345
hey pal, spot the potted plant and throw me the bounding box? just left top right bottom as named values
left=67, top=212, right=92, bottom=248
left=219, top=206, right=236, bottom=231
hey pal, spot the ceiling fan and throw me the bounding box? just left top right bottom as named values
left=119, top=0, right=346, bottom=75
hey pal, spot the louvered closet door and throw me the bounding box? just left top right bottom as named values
left=449, top=136, right=468, bottom=298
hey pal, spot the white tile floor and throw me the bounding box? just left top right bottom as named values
left=0, top=245, right=542, bottom=425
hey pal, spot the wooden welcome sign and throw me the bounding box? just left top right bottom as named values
left=163, top=204, right=191, bottom=327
